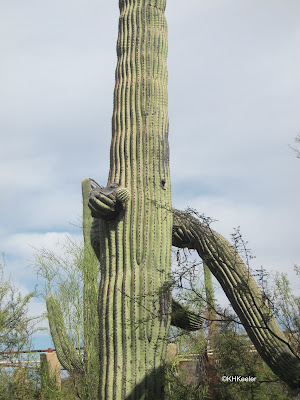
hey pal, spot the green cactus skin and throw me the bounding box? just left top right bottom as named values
left=90, top=1, right=172, bottom=398
left=172, top=209, right=300, bottom=389
left=46, top=179, right=99, bottom=398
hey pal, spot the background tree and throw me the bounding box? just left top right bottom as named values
left=165, top=242, right=299, bottom=399
left=0, top=255, right=41, bottom=399
left=0, top=255, right=37, bottom=355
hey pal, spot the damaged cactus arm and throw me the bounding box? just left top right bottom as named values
left=88, top=179, right=130, bottom=221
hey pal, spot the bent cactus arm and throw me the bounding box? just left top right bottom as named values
left=172, top=209, right=300, bottom=389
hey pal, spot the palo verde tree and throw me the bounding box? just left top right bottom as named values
left=47, top=0, right=299, bottom=399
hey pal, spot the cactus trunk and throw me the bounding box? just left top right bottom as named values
left=95, top=1, right=172, bottom=398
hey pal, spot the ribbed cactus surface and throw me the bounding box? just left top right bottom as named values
left=90, top=1, right=172, bottom=398
left=47, top=295, right=84, bottom=374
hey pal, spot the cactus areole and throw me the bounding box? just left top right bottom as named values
left=89, top=0, right=172, bottom=398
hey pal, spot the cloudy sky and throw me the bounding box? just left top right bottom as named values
left=1, top=1, right=299, bottom=349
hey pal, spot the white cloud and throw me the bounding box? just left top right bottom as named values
left=3, top=231, right=81, bottom=259
left=1, top=231, right=82, bottom=284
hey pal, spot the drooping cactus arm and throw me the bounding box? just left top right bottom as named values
left=172, top=209, right=300, bottom=389
left=46, top=296, right=83, bottom=374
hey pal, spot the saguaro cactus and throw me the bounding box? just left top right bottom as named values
left=48, top=0, right=299, bottom=397
left=89, top=1, right=299, bottom=394
left=47, top=3, right=202, bottom=397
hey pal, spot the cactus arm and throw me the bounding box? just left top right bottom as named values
left=88, top=184, right=124, bottom=221
left=171, top=299, right=204, bottom=331
left=46, top=296, right=84, bottom=373
left=172, top=209, right=300, bottom=389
